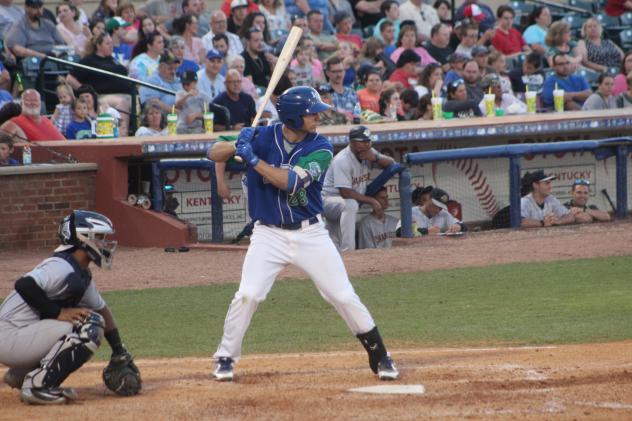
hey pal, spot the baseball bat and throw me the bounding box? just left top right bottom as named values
left=601, top=188, right=616, bottom=213
left=234, top=25, right=303, bottom=162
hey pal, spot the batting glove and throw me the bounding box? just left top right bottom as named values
left=237, top=127, right=257, bottom=146
left=235, top=141, right=260, bottom=167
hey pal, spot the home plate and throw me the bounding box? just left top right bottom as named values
left=348, top=385, right=425, bottom=395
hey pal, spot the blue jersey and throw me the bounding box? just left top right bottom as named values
left=247, top=123, right=333, bottom=225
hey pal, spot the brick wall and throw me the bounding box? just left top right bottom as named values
left=0, top=167, right=97, bottom=250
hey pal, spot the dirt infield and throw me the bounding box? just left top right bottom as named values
left=1, top=222, right=632, bottom=419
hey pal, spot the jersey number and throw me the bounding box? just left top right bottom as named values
left=288, top=188, right=308, bottom=207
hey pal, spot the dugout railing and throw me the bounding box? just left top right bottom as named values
left=404, top=137, right=632, bottom=229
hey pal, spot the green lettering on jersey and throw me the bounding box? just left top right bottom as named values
left=295, top=149, right=333, bottom=180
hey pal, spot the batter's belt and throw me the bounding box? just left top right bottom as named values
left=261, top=215, right=321, bottom=230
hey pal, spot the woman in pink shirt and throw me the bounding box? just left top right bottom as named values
left=613, top=51, right=632, bottom=96
left=390, top=26, right=437, bottom=66
left=173, top=14, right=205, bottom=65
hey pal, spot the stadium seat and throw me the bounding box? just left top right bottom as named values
left=510, top=1, right=534, bottom=29
left=562, top=14, right=584, bottom=38
left=362, top=25, right=375, bottom=39
left=606, top=67, right=619, bottom=76
left=506, top=53, right=526, bottom=71
left=578, top=68, right=600, bottom=88
left=595, top=13, right=620, bottom=28
left=620, top=12, right=632, bottom=26
left=568, top=0, right=595, bottom=15
left=620, top=29, right=632, bottom=50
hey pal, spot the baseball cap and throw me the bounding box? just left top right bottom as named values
left=180, top=70, right=198, bottom=84
left=333, top=11, right=352, bottom=26
left=25, top=0, right=43, bottom=7
left=530, top=169, right=557, bottom=183
left=412, top=185, right=433, bottom=203
left=396, top=49, right=421, bottom=68
left=463, top=4, right=485, bottom=23
left=471, top=45, right=490, bottom=57
left=159, top=51, right=181, bottom=64
left=430, top=188, right=450, bottom=210
left=105, top=17, right=132, bottom=34
left=447, top=52, right=469, bottom=63
left=349, top=125, right=372, bottom=142
left=480, top=73, right=501, bottom=89
left=206, top=49, right=224, bottom=60
left=230, top=0, right=248, bottom=9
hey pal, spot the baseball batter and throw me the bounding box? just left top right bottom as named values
left=0, top=210, right=140, bottom=405
left=207, top=86, right=399, bottom=382
left=322, top=126, right=395, bottom=251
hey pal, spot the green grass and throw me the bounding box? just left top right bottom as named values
left=89, top=255, right=632, bottom=359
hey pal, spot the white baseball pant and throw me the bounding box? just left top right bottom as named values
left=0, top=320, right=73, bottom=368
left=322, top=196, right=359, bottom=252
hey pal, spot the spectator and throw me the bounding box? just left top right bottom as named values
left=291, top=44, right=316, bottom=87
left=107, top=17, right=133, bottom=66
left=174, top=70, right=211, bottom=134
left=65, top=98, right=93, bottom=139
left=285, top=0, right=333, bottom=34
left=316, top=84, right=348, bottom=125
left=307, top=9, right=338, bottom=61
left=412, top=187, right=464, bottom=235
left=509, top=52, right=544, bottom=94
left=424, top=23, right=454, bottom=69
left=357, top=187, right=399, bottom=249
left=389, top=49, right=421, bottom=89
left=115, top=1, right=139, bottom=44
left=357, top=69, right=383, bottom=113
left=238, top=11, right=273, bottom=50
left=129, top=31, right=164, bottom=81
left=462, top=59, right=484, bottom=104
left=211, top=68, right=256, bottom=130
left=135, top=103, right=167, bottom=136
left=487, top=51, right=514, bottom=94
left=66, top=32, right=132, bottom=135
left=75, top=84, right=99, bottom=120
left=443, top=77, right=483, bottom=118
left=139, top=51, right=182, bottom=113
left=605, top=0, right=632, bottom=16
left=545, top=21, right=582, bottom=71
left=328, top=0, right=356, bottom=28
left=582, top=73, right=617, bottom=110
left=613, top=51, right=632, bottom=96
left=226, top=54, right=257, bottom=99
left=1, top=89, right=65, bottom=141
left=170, top=35, right=200, bottom=77
left=373, top=1, right=400, bottom=44
left=455, top=0, right=495, bottom=33
left=400, top=88, right=420, bottom=120
left=455, top=23, right=480, bottom=58
left=0, top=133, right=19, bottom=166
left=172, top=14, right=205, bottom=65
left=292, top=36, right=325, bottom=83
left=90, top=0, right=116, bottom=27
left=415, top=62, right=443, bottom=98
left=0, top=0, right=24, bottom=40
left=131, top=16, right=165, bottom=59
left=434, top=0, right=453, bottom=27
left=443, top=52, right=469, bottom=87
left=378, top=20, right=397, bottom=57
left=379, top=88, right=403, bottom=120
left=197, top=49, right=225, bottom=100
left=227, top=0, right=248, bottom=34
left=491, top=5, right=529, bottom=57
left=138, top=0, right=181, bottom=25
left=471, top=45, right=490, bottom=78
left=478, top=73, right=527, bottom=115
left=522, top=6, right=551, bottom=56
left=242, top=27, right=272, bottom=87
left=51, top=82, right=75, bottom=136
left=5, top=0, right=65, bottom=60
left=258, top=0, right=289, bottom=38
left=273, top=14, right=308, bottom=56
left=360, top=37, right=397, bottom=80
left=541, top=53, right=592, bottom=110
left=575, top=18, right=623, bottom=73
left=417, top=93, right=433, bottom=120
left=219, top=0, right=258, bottom=18
left=56, top=2, right=90, bottom=56
left=336, top=41, right=358, bottom=87
left=390, top=25, right=437, bottom=66
left=68, top=0, right=89, bottom=27
left=322, top=125, right=396, bottom=251
left=333, top=11, right=361, bottom=52
left=212, top=33, right=229, bottom=63
left=202, top=11, right=243, bottom=57
left=399, top=0, right=439, bottom=42
left=564, top=179, right=611, bottom=222
left=521, top=170, right=575, bottom=228
left=324, top=56, right=358, bottom=116
left=616, top=71, right=632, bottom=107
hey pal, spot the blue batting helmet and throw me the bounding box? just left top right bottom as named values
left=276, top=86, right=331, bottom=129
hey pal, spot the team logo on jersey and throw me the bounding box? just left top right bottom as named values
left=288, top=189, right=308, bottom=207
left=307, top=162, right=323, bottom=179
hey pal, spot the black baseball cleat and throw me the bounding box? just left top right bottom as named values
left=3, top=369, right=25, bottom=389
left=377, top=355, right=399, bottom=381
left=213, top=357, right=234, bottom=382
left=20, top=387, right=70, bottom=405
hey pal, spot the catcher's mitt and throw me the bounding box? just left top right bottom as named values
left=102, top=351, right=142, bottom=396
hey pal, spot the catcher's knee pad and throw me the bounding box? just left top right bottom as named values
left=25, top=312, right=105, bottom=389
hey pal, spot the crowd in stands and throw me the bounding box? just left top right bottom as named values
left=0, top=0, right=630, bottom=146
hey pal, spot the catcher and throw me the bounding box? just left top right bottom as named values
left=0, top=210, right=141, bottom=405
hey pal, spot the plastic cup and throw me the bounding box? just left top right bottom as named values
left=553, top=89, right=564, bottom=112
left=525, top=91, right=536, bottom=114
left=431, top=97, right=443, bottom=120
left=484, top=94, right=495, bottom=117
left=495, top=107, right=505, bottom=117
left=203, top=112, right=214, bottom=134
left=167, top=113, right=177, bottom=135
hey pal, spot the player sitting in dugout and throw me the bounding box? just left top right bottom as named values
left=403, top=187, right=466, bottom=235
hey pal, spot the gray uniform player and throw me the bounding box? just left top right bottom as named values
left=357, top=187, right=399, bottom=249
left=0, top=210, right=139, bottom=405
left=322, top=126, right=395, bottom=251
left=407, top=188, right=464, bottom=235
left=520, top=170, right=575, bottom=228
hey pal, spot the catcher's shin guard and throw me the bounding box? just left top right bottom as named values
left=356, top=326, right=388, bottom=374
left=23, top=312, right=105, bottom=390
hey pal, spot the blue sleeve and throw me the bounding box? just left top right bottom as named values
left=541, top=77, right=555, bottom=107
left=65, top=123, right=76, bottom=140
left=577, top=76, right=590, bottom=91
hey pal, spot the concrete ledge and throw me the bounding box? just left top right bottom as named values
left=0, top=163, right=98, bottom=176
